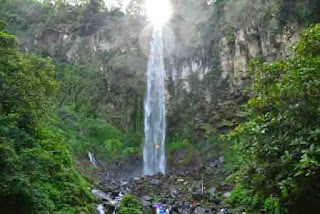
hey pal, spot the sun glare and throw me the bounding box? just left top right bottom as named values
left=146, top=0, right=172, bottom=27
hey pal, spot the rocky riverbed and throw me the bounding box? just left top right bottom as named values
left=91, top=157, right=237, bottom=214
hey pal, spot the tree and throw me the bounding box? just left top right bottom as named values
left=224, top=0, right=282, bottom=30
left=0, top=23, right=94, bottom=214
left=227, top=24, right=320, bottom=214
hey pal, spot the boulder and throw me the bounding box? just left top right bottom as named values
left=150, top=178, right=161, bottom=186
left=103, top=202, right=116, bottom=214
left=193, top=190, right=204, bottom=201
left=217, top=208, right=228, bottom=214
left=142, top=195, right=152, bottom=201
left=170, top=187, right=180, bottom=198
left=141, top=199, right=152, bottom=208
left=194, top=207, right=207, bottom=214
left=219, top=156, right=225, bottom=165
left=223, top=192, right=231, bottom=198
left=92, top=189, right=112, bottom=201
left=180, top=209, right=189, bottom=214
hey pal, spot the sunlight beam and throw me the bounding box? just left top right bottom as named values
left=146, top=0, right=172, bottom=27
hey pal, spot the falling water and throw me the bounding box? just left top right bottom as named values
left=88, top=152, right=97, bottom=168
left=97, top=204, right=105, bottom=214
left=143, top=26, right=166, bottom=175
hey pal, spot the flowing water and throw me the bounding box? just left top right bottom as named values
left=143, top=26, right=166, bottom=175
left=97, top=204, right=105, bottom=214
left=88, top=152, right=97, bottom=168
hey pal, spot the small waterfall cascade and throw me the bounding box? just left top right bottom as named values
left=88, top=152, right=97, bottom=168
left=97, top=204, right=105, bottom=214
left=143, top=26, right=166, bottom=175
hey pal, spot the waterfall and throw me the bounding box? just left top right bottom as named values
left=143, top=26, right=166, bottom=175
left=97, top=204, right=105, bottom=214
left=88, top=152, right=97, bottom=168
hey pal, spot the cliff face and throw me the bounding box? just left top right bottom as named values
left=166, top=26, right=301, bottom=137
left=165, top=1, right=303, bottom=137
left=220, top=26, right=301, bottom=93
left=172, top=27, right=300, bottom=136
left=10, top=0, right=303, bottom=137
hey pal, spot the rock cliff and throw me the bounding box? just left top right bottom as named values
left=12, top=0, right=304, bottom=137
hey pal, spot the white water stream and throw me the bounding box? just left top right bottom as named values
left=143, top=26, right=166, bottom=175
left=88, top=152, right=97, bottom=168
left=97, top=204, right=105, bottom=214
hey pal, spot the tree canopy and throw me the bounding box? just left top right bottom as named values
left=0, top=23, right=94, bottom=214
left=227, top=24, right=320, bottom=214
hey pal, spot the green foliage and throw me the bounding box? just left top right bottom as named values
left=117, top=195, right=143, bottom=214
left=263, top=196, right=281, bottom=214
left=151, top=195, right=162, bottom=203
left=224, top=0, right=282, bottom=29
left=223, top=146, right=239, bottom=172
left=216, top=0, right=320, bottom=33
left=0, top=25, right=94, bottom=213
left=166, top=138, right=197, bottom=165
left=280, top=0, right=320, bottom=25
left=0, top=24, right=57, bottom=128
left=295, top=25, right=320, bottom=57
left=226, top=26, right=235, bottom=44
left=166, top=138, right=193, bottom=154
left=56, top=106, right=142, bottom=161
left=225, top=184, right=260, bottom=213
left=269, top=17, right=280, bottom=35
left=227, top=24, right=320, bottom=213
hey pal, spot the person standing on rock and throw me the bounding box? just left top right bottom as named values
left=182, top=200, right=187, bottom=210
left=190, top=201, right=196, bottom=213
left=165, top=208, right=169, bottom=214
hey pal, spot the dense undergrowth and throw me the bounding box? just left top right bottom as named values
left=225, top=24, right=320, bottom=214
left=117, top=195, right=143, bottom=214
left=0, top=22, right=94, bottom=214
left=56, top=107, right=142, bottom=161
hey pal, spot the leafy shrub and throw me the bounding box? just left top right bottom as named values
left=225, top=26, right=235, bottom=44
left=56, top=113, right=142, bottom=161
left=227, top=24, right=320, bottom=213
left=0, top=24, right=94, bottom=214
left=118, top=195, right=143, bottom=214
left=263, top=197, right=281, bottom=214
left=225, top=184, right=260, bottom=213
left=166, top=138, right=196, bottom=165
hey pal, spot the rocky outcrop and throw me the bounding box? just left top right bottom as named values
left=219, top=25, right=301, bottom=94
left=166, top=20, right=302, bottom=136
